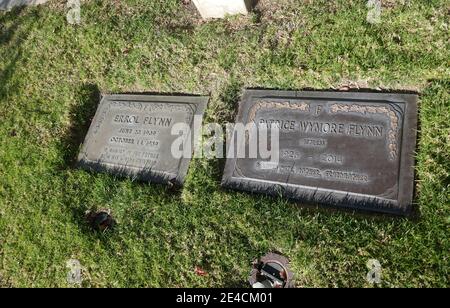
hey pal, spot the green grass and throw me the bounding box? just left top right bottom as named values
left=0, top=0, right=449, bottom=287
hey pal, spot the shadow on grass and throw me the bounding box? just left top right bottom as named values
left=59, top=83, right=101, bottom=168
left=55, top=83, right=113, bottom=240
left=0, top=6, right=23, bottom=44
left=0, top=6, right=38, bottom=103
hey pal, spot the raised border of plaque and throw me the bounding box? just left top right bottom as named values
left=77, top=94, right=209, bottom=186
left=222, top=90, right=418, bottom=215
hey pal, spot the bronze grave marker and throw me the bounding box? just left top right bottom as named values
left=78, top=94, right=208, bottom=186
left=222, top=90, right=418, bottom=215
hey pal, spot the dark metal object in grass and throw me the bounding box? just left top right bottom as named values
left=86, top=209, right=115, bottom=232
left=249, top=252, right=294, bottom=288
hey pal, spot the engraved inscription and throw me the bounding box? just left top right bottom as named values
left=117, top=127, right=159, bottom=137
left=323, top=169, right=369, bottom=183
left=99, top=146, right=160, bottom=168
left=97, top=109, right=183, bottom=170
left=109, top=136, right=136, bottom=145
left=281, top=149, right=301, bottom=160
left=320, top=153, right=344, bottom=165
left=259, top=119, right=385, bottom=138
left=301, top=138, right=327, bottom=148
left=255, top=161, right=368, bottom=184
left=112, top=114, right=173, bottom=127
left=259, top=119, right=296, bottom=131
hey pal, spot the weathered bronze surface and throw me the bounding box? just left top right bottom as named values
left=77, top=94, right=208, bottom=185
left=222, top=90, right=418, bottom=215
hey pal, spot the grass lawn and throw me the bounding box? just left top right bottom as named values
left=0, top=0, right=449, bottom=288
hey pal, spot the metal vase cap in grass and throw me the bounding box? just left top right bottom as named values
left=249, top=252, right=294, bottom=288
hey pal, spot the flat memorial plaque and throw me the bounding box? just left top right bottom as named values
left=78, top=94, right=208, bottom=185
left=222, top=90, right=418, bottom=215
